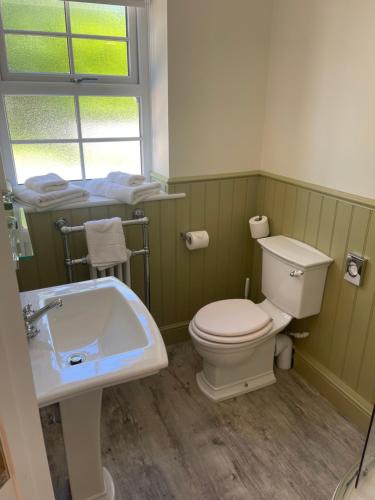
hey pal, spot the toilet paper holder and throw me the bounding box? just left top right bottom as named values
left=180, top=232, right=192, bottom=244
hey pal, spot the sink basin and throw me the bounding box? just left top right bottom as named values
left=21, top=277, right=168, bottom=407
left=20, top=277, right=168, bottom=500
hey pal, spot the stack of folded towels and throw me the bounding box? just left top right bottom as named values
left=13, top=171, right=162, bottom=209
left=84, top=171, right=161, bottom=205
left=13, top=173, right=88, bottom=209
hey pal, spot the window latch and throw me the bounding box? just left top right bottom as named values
left=70, top=77, right=99, bottom=83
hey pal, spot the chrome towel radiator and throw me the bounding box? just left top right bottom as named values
left=55, top=210, right=151, bottom=310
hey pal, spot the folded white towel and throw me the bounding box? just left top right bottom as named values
left=107, top=171, right=146, bottom=186
left=85, top=179, right=161, bottom=205
left=25, top=173, right=68, bottom=193
left=13, top=184, right=88, bottom=208
left=84, top=217, right=128, bottom=271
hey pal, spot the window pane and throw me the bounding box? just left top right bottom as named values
left=70, top=3, right=126, bottom=38
left=5, top=34, right=69, bottom=73
left=13, top=144, right=81, bottom=183
left=84, top=141, right=141, bottom=178
left=73, top=39, right=128, bottom=76
left=5, top=96, right=77, bottom=140
left=79, top=97, right=139, bottom=139
left=1, top=0, right=66, bottom=33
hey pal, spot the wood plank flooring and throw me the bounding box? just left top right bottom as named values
left=40, top=342, right=364, bottom=500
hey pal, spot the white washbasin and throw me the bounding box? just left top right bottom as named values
left=20, top=277, right=168, bottom=500
left=20, top=277, right=168, bottom=407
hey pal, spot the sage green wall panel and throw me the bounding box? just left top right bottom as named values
left=282, top=184, right=297, bottom=237
left=328, top=206, right=370, bottom=378
left=228, top=178, right=249, bottom=298
left=342, top=211, right=375, bottom=389
left=357, top=306, right=375, bottom=403
left=145, top=201, right=163, bottom=326
left=292, top=189, right=310, bottom=241
left=216, top=179, right=235, bottom=300
left=262, top=177, right=375, bottom=408
left=174, top=183, right=191, bottom=322
left=160, top=200, right=177, bottom=325
left=316, top=197, right=337, bottom=255
left=272, top=181, right=286, bottom=235
left=203, top=181, right=220, bottom=305
left=304, top=192, right=323, bottom=247
left=189, top=182, right=206, bottom=317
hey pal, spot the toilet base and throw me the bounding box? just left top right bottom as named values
left=196, top=369, right=276, bottom=402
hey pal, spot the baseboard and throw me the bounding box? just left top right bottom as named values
left=159, top=321, right=190, bottom=345
left=294, top=349, right=372, bottom=434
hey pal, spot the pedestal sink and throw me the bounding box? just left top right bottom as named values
left=20, top=277, right=168, bottom=500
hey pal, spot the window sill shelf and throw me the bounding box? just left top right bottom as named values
left=16, top=191, right=186, bottom=213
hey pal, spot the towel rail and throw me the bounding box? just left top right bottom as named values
left=54, top=212, right=151, bottom=310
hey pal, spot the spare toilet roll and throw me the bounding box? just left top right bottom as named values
left=249, top=215, right=269, bottom=239
left=186, top=231, right=209, bottom=250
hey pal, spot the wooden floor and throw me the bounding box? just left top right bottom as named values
left=41, top=341, right=364, bottom=500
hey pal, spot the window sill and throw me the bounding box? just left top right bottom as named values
left=16, top=191, right=186, bottom=213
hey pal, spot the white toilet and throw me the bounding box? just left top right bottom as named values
left=189, top=235, right=333, bottom=401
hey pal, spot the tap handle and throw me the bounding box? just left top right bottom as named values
left=22, top=303, right=35, bottom=317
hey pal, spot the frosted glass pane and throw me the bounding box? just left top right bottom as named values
left=73, top=39, right=128, bottom=76
left=79, top=97, right=139, bottom=138
left=84, top=141, right=141, bottom=179
left=5, top=96, right=77, bottom=140
left=13, top=144, right=81, bottom=183
left=70, top=3, right=126, bottom=37
left=1, top=0, right=66, bottom=32
left=5, top=35, right=69, bottom=73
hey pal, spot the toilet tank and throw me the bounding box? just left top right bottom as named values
left=258, top=236, right=333, bottom=319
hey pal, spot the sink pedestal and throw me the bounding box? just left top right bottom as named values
left=60, top=389, right=115, bottom=500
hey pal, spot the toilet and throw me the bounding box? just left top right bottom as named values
left=189, top=235, right=333, bottom=401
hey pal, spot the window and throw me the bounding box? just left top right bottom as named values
left=0, top=0, right=150, bottom=184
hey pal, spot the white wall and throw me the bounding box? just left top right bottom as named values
left=149, top=0, right=170, bottom=178
left=262, top=0, right=375, bottom=199
left=150, top=0, right=273, bottom=179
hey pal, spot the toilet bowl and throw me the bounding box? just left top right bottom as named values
left=189, top=235, right=333, bottom=401
left=189, top=298, right=292, bottom=401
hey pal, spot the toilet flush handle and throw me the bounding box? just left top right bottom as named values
left=290, top=270, right=304, bottom=278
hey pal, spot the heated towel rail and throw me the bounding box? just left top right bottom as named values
left=55, top=210, right=151, bottom=310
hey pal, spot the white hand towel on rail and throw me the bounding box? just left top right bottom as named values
left=85, top=179, right=161, bottom=205
left=25, top=173, right=68, bottom=193
left=84, top=217, right=128, bottom=271
left=107, top=171, right=146, bottom=186
left=13, top=184, right=88, bottom=208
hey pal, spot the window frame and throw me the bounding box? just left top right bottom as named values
left=0, top=4, right=151, bottom=185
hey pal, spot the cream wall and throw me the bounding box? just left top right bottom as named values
left=150, top=0, right=273, bottom=179
left=148, top=0, right=170, bottom=178
left=262, top=0, right=375, bottom=200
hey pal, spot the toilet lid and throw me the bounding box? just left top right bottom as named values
left=194, top=299, right=271, bottom=337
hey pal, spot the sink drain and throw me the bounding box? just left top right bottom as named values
left=67, top=353, right=86, bottom=366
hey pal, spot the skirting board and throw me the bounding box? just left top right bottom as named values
left=159, top=321, right=190, bottom=345
left=294, top=349, right=372, bottom=434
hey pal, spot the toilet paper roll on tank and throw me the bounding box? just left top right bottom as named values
left=249, top=215, right=269, bottom=239
left=184, top=231, right=209, bottom=250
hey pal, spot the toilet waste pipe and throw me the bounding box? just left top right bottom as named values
left=275, top=334, right=293, bottom=370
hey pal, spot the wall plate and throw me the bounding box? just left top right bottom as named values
left=344, top=253, right=367, bottom=287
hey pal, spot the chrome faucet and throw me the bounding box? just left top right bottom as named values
left=23, top=298, right=63, bottom=339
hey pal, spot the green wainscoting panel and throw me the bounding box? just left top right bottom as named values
left=259, top=174, right=375, bottom=422
left=18, top=174, right=259, bottom=338
left=16, top=171, right=375, bottom=430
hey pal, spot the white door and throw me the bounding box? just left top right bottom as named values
left=0, top=168, right=54, bottom=499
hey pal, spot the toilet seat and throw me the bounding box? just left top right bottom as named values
left=191, top=299, right=273, bottom=344
left=190, top=318, right=273, bottom=344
